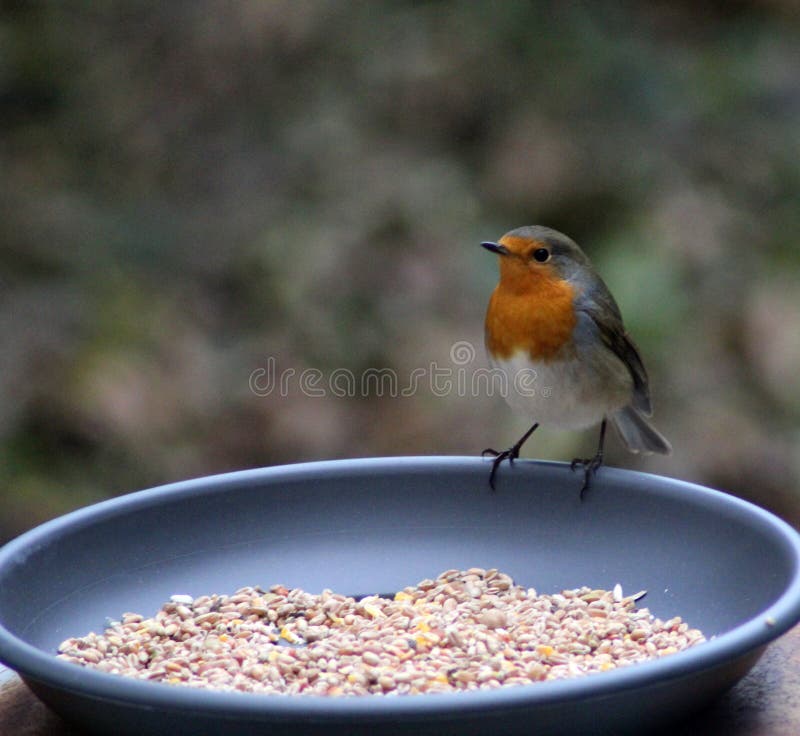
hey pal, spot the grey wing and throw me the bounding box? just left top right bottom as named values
left=577, top=289, right=653, bottom=416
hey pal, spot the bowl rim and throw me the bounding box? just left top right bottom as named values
left=1, top=456, right=799, bottom=718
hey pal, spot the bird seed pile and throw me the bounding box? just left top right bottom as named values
left=57, top=568, right=705, bottom=696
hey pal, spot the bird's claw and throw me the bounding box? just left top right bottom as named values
left=482, top=423, right=539, bottom=492
left=482, top=446, right=519, bottom=491
left=570, top=453, right=604, bottom=500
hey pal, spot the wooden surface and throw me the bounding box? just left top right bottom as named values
left=2, top=625, right=800, bottom=734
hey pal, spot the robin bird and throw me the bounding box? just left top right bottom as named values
left=481, top=225, right=671, bottom=496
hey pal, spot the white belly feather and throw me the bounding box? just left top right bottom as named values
left=489, top=350, right=633, bottom=430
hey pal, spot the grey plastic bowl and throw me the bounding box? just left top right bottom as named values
left=1, top=457, right=799, bottom=736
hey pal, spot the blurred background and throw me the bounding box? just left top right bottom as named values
left=2, top=1, right=799, bottom=542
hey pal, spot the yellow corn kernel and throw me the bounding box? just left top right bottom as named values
left=363, top=604, right=384, bottom=619
left=536, top=645, right=554, bottom=657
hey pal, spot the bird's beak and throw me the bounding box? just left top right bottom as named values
left=481, top=241, right=510, bottom=256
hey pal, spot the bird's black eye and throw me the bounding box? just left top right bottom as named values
left=532, top=248, right=550, bottom=263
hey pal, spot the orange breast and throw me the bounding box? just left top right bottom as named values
left=485, top=270, right=577, bottom=361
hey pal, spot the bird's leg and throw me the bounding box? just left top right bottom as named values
left=571, top=418, right=607, bottom=499
left=482, top=422, right=539, bottom=491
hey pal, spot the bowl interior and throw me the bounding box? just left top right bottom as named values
left=0, top=457, right=796, bottom=659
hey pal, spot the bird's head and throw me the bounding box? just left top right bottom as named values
left=482, top=226, right=592, bottom=292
